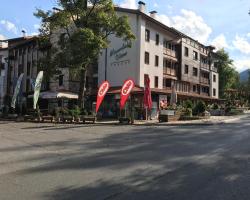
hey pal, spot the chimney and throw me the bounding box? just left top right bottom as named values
left=150, top=11, right=157, bottom=18
left=21, top=29, right=26, bottom=37
left=138, top=1, right=146, bottom=13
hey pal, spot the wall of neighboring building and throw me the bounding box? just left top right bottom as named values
left=0, top=49, right=8, bottom=108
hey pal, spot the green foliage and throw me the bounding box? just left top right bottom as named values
left=60, top=107, right=70, bottom=116
left=69, top=106, right=81, bottom=117
left=216, top=49, right=239, bottom=98
left=184, top=100, right=193, bottom=109
left=212, top=103, right=219, bottom=110
left=193, top=101, right=206, bottom=115
left=182, top=108, right=193, bottom=117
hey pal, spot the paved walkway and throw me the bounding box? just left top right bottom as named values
left=134, top=114, right=249, bottom=126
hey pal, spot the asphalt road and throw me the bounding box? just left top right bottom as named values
left=0, top=116, right=250, bottom=200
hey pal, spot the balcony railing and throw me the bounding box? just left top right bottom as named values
left=200, top=77, right=210, bottom=85
left=200, top=63, right=209, bottom=70
left=163, top=48, right=177, bottom=58
left=200, top=92, right=209, bottom=97
left=211, top=67, right=218, bottom=72
left=163, top=67, right=177, bottom=76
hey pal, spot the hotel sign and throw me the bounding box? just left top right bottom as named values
left=110, top=42, right=130, bottom=61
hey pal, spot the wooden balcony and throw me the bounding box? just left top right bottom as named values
left=200, top=63, right=209, bottom=70
left=200, top=77, right=210, bottom=85
left=211, top=67, right=218, bottom=72
left=163, top=48, right=177, bottom=58
left=163, top=67, right=177, bottom=76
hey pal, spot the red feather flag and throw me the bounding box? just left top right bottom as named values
left=96, top=81, right=110, bottom=113
left=120, top=79, right=135, bottom=110
left=143, top=76, right=152, bottom=110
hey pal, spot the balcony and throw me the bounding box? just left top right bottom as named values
left=211, top=67, right=218, bottom=72
left=200, top=92, right=209, bottom=97
left=163, top=67, right=177, bottom=77
left=163, top=48, right=177, bottom=58
left=200, top=63, right=209, bottom=70
left=200, top=77, right=210, bottom=85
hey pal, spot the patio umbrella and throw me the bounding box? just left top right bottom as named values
left=28, top=91, right=78, bottom=99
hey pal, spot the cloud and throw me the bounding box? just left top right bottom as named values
left=232, top=35, right=250, bottom=55
left=0, top=34, right=5, bottom=40
left=0, top=20, right=18, bottom=34
left=153, top=3, right=159, bottom=8
left=247, top=33, right=250, bottom=37
left=234, top=59, right=250, bottom=72
left=157, top=9, right=212, bottom=44
left=0, top=34, right=8, bottom=48
left=120, top=0, right=137, bottom=9
left=30, top=32, right=39, bottom=36
left=211, top=34, right=230, bottom=50
left=34, top=24, right=40, bottom=30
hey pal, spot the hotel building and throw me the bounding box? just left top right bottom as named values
left=4, top=1, right=219, bottom=118
left=97, top=2, right=219, bottom=118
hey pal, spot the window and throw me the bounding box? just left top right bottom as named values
left=155, top=55, right=159, bottom=67
left=184, top=47, right=189, bottom=57
left=27, top=62, right=31, bottom=76
left=193, top=51, right=198, bottom=60
left=59, top=75, right=64, bottom=86
left=26, top=79, right=30, bottom=92
left=145, top=52, right=150, bottom=64
left=145, top=29, right=150, bottom=42
left=156, top=34, right=159, bottom=45
left=213, top=88, right=216, bottom=96
left=154, top=76, right=159, bottom=88
left=184, top=65, right=189, bottom=74
left=163, top=40, right=168, bottom=48
left=193, top=85, right=196, bottom=92
left=193, top=67, right=198, bottom=76
left=213, top=74, right=216, bottom=82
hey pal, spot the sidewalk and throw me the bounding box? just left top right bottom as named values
left=132, top=114, right=250, bottom=126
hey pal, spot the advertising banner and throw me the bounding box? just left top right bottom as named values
left=96, top=81, right=110, bottom=113
left=120, top=79, right=135, bottom=110
left=11, top=73, right=24, bottom=108
left=33, top=71, right=44, bottom=109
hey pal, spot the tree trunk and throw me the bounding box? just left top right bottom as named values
left=78, top=67, right=87, bottom=109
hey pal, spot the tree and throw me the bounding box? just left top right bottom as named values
left=34, top=0, right=135, bottom=108
left=215, top=49, right=239, bottom=98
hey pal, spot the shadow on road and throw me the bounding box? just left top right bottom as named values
left=1, top=116, right=250, bottom=200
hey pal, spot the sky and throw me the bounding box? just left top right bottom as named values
left=0, top=0, right=250, bottom=72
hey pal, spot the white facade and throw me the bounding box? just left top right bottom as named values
left=98, top=9, right=178, bottom=89
left=98, top=5, right=219, bottom=100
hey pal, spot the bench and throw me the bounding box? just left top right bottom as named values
left=119, top=117, right=130, bottom=124
left=81, top=116, right=96, bottom=123
left=62, top=116, right=74, bottom=123
left=41, top=115, right=54, bottom=122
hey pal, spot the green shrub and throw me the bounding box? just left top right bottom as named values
left=60, top=107, right=69, bottom=116
left=212, top=103, right=219, bottom=110
left=70, top=106, right=81, bottom=118
left=182, top=108, right=193, bottom=117
left=184, top=100, right=193, bottom=109
left=193, top=101, right=206, bottom=115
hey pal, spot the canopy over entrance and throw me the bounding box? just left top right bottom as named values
left=28, top=90, right=78, bottom=99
